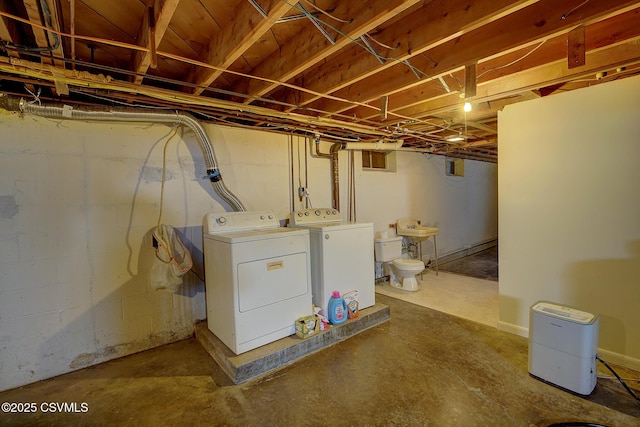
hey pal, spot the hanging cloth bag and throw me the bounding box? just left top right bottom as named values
left=150, top=224, right=193, bottom=292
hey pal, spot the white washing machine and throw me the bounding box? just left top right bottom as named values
left=203, top=210, right=312, bottom=354
left=289, top=208, right=375, bottom=316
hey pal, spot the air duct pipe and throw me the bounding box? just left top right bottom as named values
left=0, top=94, right=246, bottom=211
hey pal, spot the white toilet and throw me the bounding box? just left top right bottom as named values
left=374, top=235, right=425, bottom=292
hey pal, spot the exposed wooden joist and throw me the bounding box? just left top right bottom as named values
left=130, top=0, right=180, bottom=85
left=395, top=37, right=640, bottom=120
left=465, top=121, right=497, bottom=134
left=0, top=0, right=21, bottom=58
left=307, top=0, right=639, bottom=116
left=277, top=0, right=535, bottom=109
left=232, top=0, right=422, bottom=103
left=69, top=0, right=75, bottom=68
left=459, top=138, right=497, bottom=148
left=0, top=55, right=389, bottom=137
left=355, top=8, right=640, bottom=122
left=23, top=0, right=65, bottom=67
left=188, top=0, right=293, bottom=95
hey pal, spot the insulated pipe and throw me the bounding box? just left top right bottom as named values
left=329, top=142, right=342, bottom=211
left=342, top=140, right=404, bottom=151
left=0, top=94, right=246, bottom=211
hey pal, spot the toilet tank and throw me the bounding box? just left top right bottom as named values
left=374, top=236, right=403, bottom=262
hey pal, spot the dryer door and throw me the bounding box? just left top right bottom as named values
left=237, top=252, right=309, bottom=312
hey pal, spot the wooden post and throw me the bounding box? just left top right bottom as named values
left=568, top=25, right=586, bottom=69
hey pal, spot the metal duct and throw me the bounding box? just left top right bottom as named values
left=0, top=94, right=246, bottom=211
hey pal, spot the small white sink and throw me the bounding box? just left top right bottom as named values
left=397, top=226, right=438, bottom=238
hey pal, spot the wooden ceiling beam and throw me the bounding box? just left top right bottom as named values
left=351, top=8, right=640, bottom=122
left=188, top=0, right=293, bottom=95
left=0, top=55, right=389, bottom=137
left=23, top=0, right=51, bottom=50
left=307, top=0, right=640, bottom=115
left=276, top=0, right=534, bottom=109
left=459, top=139, right=497, bottom=148
left=396, top=37, right=640, bottom=120
left=0, top=0, right=20, bottom=58
left=130, top=0, right=180, bottom=85
left=232, top=0, right=421, bottom=103
left=22, top=0, right=65, bottom=67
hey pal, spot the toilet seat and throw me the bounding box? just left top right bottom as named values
left=392, top=258, right=425, bottom=271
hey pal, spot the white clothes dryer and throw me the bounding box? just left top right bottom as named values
left=289, top=208, right=375, bottom=316
left=203, top=210, right=312, bottom=354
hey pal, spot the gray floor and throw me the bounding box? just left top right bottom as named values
left=1, top=292, right=639, bottom=427
left=439, top=246, right=499, bottom=282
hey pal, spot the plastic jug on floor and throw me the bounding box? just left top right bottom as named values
left=327, top=291, right=348, bottom=325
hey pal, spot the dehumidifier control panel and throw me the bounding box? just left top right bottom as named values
left=532, top=302, right=596, bottom=325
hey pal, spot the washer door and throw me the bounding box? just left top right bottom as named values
left=237, top=252, right=309, bottom=312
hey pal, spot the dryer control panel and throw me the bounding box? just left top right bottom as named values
left=203, top=210, right=279, bottom=234
left=290, top=208, right=341, bottom=226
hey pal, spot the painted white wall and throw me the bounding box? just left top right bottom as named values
left=0, top=110, right=497, bottom=391
left=498, top=74, right=640, bottom=369
left=354, top=151, right=498, bottom=260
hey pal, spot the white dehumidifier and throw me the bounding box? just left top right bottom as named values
left=528, top=301, right=599, bottom=395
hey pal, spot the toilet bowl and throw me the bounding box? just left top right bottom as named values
left=388, top=258, right=425, bottom=291
left=374, top=235, right=425, bottom=292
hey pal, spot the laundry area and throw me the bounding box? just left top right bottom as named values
left=2, top=91, right=640, bottom=426
left=1, top=1, right=640, bottom=426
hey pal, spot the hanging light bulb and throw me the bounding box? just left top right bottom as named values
left=463, top=101, right=472, bottom=112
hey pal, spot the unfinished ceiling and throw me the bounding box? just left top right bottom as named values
left=1, top=0, right=639, bottom=162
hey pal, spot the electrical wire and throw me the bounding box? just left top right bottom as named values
left=598, top=375, right=640, bottom=382
left=156, top=127, right=180, bottom=226
left=153, top=126, right=203, bottom=281
left=596, top=355, right=640, bottom=402
left=0, top=0, right=60, bottom=53
left=561, top=0, right=590, bottom=20
left=283, top=0, right=445, bottom=88
left=0, top=8, right=455, bottom=137
left=24, top=85, right=42, bottom=105
left=0, top=10, right=387, bottom=119
left=299, top=0, right=351, bottom=23
left=477, top=40, right=547, bottom=79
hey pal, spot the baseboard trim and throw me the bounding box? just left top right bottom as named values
left=497, top=321, right=640, bottom=372
left=436, top=238, right=497, bottom=265
left=497, top=320, right=528, bottom=338
left=597, top=348, right=640, bottom=372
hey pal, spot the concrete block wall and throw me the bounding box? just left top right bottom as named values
left=0, top=114, right=211, bottom=391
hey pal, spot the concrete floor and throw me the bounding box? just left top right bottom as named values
left=439, top=246, right=499, bottom=282
left=1, top=293, right=639, bottom=427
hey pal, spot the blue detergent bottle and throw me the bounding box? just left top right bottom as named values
left=327, top=291, right=348, bottom=325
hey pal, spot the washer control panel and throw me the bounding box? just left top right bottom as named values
left=289, top=208, right=342, bottom=226
left=203, top=210, right=279, bottom=233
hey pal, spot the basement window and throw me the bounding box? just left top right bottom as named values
left=445, top=157, right=465, bottom=177
left=362, top=150, right=396, bottom=171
